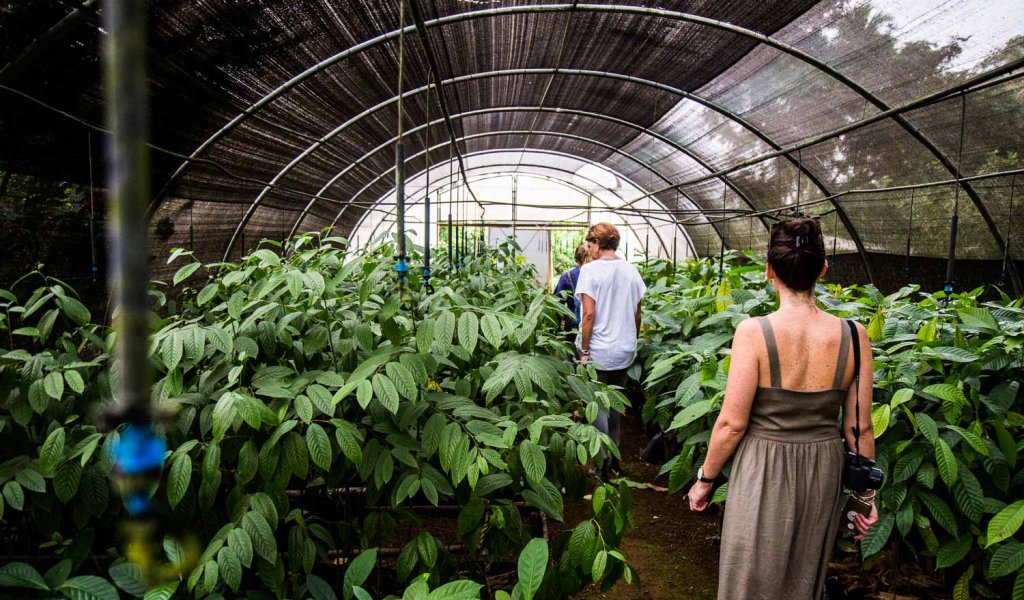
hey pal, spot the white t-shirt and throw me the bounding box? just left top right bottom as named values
left=574, top=258, right=647, bottom=370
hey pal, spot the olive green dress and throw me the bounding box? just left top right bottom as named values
left=718, top=318, right=850, bottom=600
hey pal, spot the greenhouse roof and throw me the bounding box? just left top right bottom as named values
left=1, top=0, right=1022, bottom=288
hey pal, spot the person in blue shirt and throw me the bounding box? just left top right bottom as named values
left=553, top=244, right=589, bottom=335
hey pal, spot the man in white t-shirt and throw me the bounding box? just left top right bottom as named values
left=575, top=223, right=646, bottom=467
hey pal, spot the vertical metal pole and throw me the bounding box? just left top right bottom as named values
left=447, top=211, right=453, bottom=270
left=87, top=131, right=98, bottom=282
left=104, top=0, right=151, bottom=424
left=945, top=93, right=967, bottom=299
left=645, top=229, right=650, bottom=270
left=672, top=229, right=677, bottom=277
left=422, top=84, right=431, bottom=290
left=1001, top=175, right=1016, bottom=285
left=393, top=0, right=408, bottom=286
left=904, top=190, right=915, bottom=276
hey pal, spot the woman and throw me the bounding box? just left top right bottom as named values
left=553, top=244, right=590, bottom=336
left=576, top=223, right=646, bottom=456
left=687, top=218, right=878, bottom=600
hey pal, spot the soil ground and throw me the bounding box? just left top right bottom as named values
left=565, top=416, right=932, bottom=600
left=568, top=415, right=720, bottom=600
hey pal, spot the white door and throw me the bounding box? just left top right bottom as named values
left=487, top=227, right=551, bottom=287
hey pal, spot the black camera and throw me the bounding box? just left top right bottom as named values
left=843, top=452, right=884, bottom=493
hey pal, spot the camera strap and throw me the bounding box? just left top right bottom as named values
left=847, top=319, right=862, bottom=464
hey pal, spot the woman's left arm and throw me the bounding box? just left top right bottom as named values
left=688, top=319, right=760, bottom=511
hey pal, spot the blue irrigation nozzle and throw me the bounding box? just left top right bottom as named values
left=395, top=256, right=410, bottom=286
left=110, top=422, right=167, bottom=517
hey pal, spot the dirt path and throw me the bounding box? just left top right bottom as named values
left=569, top=416, right=721, bottom=600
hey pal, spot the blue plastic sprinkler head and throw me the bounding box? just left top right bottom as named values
left=395, top=257, right=409, bottom=286
left=110, top=423, right=168, bottom=517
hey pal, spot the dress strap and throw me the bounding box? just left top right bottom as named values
left=832, top=318, right=852, bottom=389
left=757, top=317, right=782, bottom=388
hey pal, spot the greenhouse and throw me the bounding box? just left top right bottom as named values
left=0, top=0, right=1022, bottom=599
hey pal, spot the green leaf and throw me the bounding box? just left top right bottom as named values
left=197, top=282, right=219, bottom=306
left=668, top=400, right=713, bottom=430
left=957, top=307, right=999, bottom=331
left=417, top=532, right=438, bottom=568
left=923, top=383, right=967, bottom=405
left=569, top=521, right=597, bottom=568
left=237, top=440, right=258, bottom=485
left=0, top=562, right=49, bottom=590
left=3, top=481, right=24, bottom=511
left=55, top=296, right=91, bottom=325
left=17, top=468, right=46, bottom=494
left=517, top=538, right=548, bottom=600
left=457, top=311, right=479, bottom=354
left=592, top=486, right=607, bottom=515
left=242, top=511, right=277, bottom=563
left=40, top=427, right=66, bottom=474
left=433, top=311, right=456, bottom=356
left=936, top=535, right=973, bottom=569
left=372, top=373, right=400, bottom=414
left=926, top=346, right=978, bottom=363
left=344, top=548, right=377, bottom=600
left=167, top=453, right=192, bottom=509
left=987, top=500, right=1024, bottom=548
left=481, top=314, right=503, bottom=348
left=866, top=311, right=884, bottom=342
left=64, top=370, right=85, bottom=394
left=945, top=425, right=989, bottom=456
left=54, top=459, right=82, bottom=503
left=989, top=542, right=1024, bottom=579
left=427, top=580, right=483, bottom=600
left=356, top=379, right=373, bottom=409
left=934, top=439, right=958, bottom=487
left=519, top=440, right=546, bottom=485
left=142, top=581, right=178, bottom=600
left=44, top=371, right=65, bottom=400
left=43, top=560, right=72, bottom=589
left=333, top=420, right=364, bottom=465
left=953, top=569, right=972, bottom=600
left=860, top=510, right=894, bottom=559
left=920, top=492, right=958, bottom=536
left=173, top=262, right=202, bottom=285
left=228, top=527, right=254, bottom=569
left=1013, top=571, right=1024, bottom=600
left=458, top=497, right=485, bottom=537
left=307, top=423, right=333, bottom=471
left=592, top=549, right=608, bottom=582
left=108, top=562, right=147, bottom=597
left=416, top=319, right=435, bottom=354
left=59, top=575, right=119, bottom=600
left=218, top=545, right=242, bottom=591
left=307, top=574, right=338, bottom=600
left=386, top=362, right=418, bottom=402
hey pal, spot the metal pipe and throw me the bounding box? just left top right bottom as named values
left=103, top=0, right=150, bottom=424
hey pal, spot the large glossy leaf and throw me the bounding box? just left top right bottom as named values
left=457, top=311, right=479, bottom=354
left=343, top=548, right=377, bottom=600
left=59, top=576, right=119, bottom=600
left=0, top=562, right=49, bottom=590
left=517, top=538, right=548, bottom=600
left=372, top=373, right=400, bottom=414
left=306, top=423, right=332, bottom=471
left=986, top=500, right=1024, bottom=548
left=519, top=440, right=546, bottom=485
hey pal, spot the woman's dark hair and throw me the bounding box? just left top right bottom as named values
left=767, top=217, right=826, bottom=292
left=574, top=244, right=589, bottom=266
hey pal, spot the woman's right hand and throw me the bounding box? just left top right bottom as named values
left=688, top=480, right=713, bottom=512
left=853, top=500, right=878, bottom=540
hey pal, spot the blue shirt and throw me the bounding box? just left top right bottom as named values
left=554, top=266, right=582, bottom=325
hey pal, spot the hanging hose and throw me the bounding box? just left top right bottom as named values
left=945, top=93, right=967, bottom=301
left=1001, top=174, right=1016, bottom=285
left=422, top=83, right=433, bottom=293
left=903, top=190, right=915, bottom=277
left=101, top=0, right=198, bottom=582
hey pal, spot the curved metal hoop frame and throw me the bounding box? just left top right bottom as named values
left=171, top=4, right=1017, bottom=288
left=353, top=154, right=693, bottom=257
